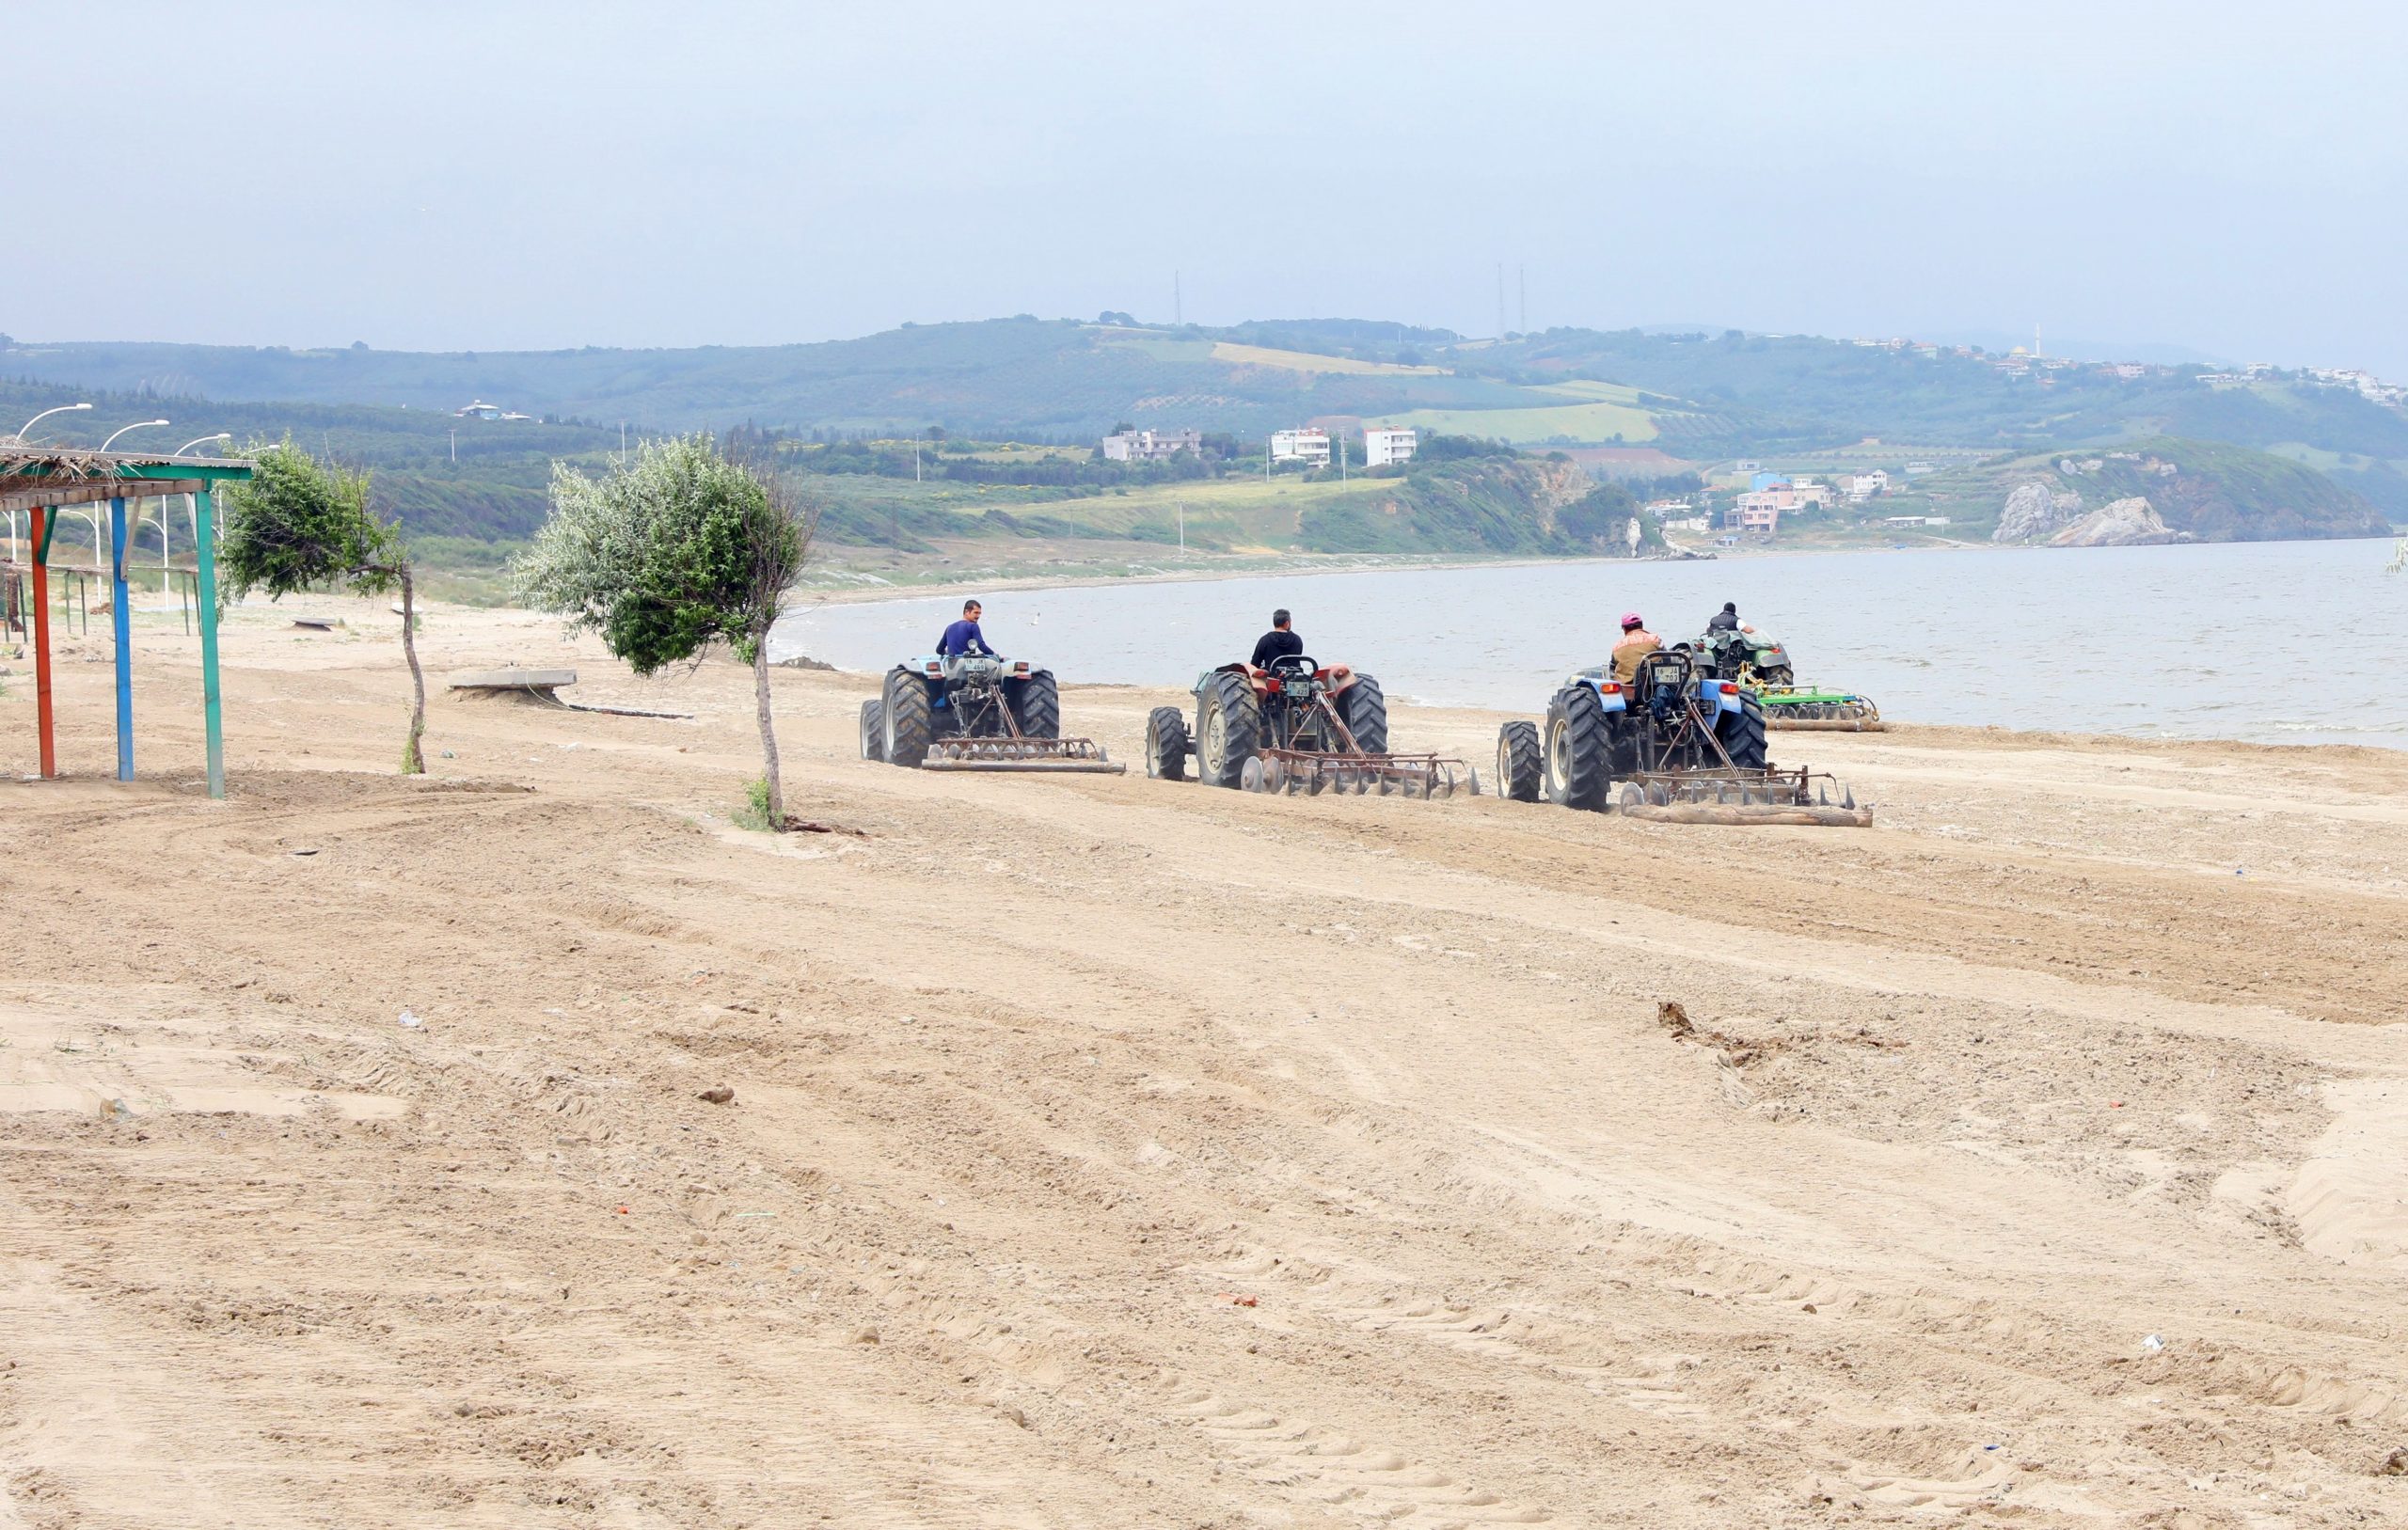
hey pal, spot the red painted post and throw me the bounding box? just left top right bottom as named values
left=30, top=506, right=56, bottom=778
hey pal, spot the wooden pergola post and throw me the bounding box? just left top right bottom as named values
left=194, top=485, right=225, bottom=797
left=30, top=506, right=56, bottom=779
left=109, top=494, right=134, bottom=781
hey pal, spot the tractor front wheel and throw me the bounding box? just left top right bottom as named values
left=1343, top=672, right=1388, bottom=755
left=1196, top=671, right=1262, bottom=790
left=1146, top=706, right=1190, bottom=781
left=1717, top=692, right=1769, bottom=770
left=1544, top=686, right=1613, bottom=812
left=1011, top=670, right=1061, bottom=739
left=882, top=668, right=935, bottom=768
left=1496, top=719, right=1543, bottom=802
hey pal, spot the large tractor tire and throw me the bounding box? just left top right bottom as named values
left=1146, top=706, right=1190, bottom=781
left=1342, top=672, right=1388, bottom=755
left=1196, top=670, right=1262, bottom=790
left=1544, top=685, right=1613, bottom=812
left=1010, top=669, right=1062, bottom=739
left=859, top=699, right=886, bottom=762
left=881, top=667, right=935, bottom=768
left=1717, top=691, right=1769, bottom=770
left=1757, top=663, right=1794, bottom=686
left=1496, top=720, right=1543, bottom=802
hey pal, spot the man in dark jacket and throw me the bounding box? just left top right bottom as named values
left=1250, top=608, right=1304, bottom=669
left=1707, top=601, right=1740, bottom=632
left=937, top=599, right=991, bottom=657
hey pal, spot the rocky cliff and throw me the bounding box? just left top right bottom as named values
left=1971, top=437, right=2387, bottom=544
left=2047, top=497, right=2190, bottom=547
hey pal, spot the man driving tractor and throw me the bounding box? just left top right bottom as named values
left=1250, top=608, right=1304, bottom=670
left=1611, top=611, right=1661, bottom=686
left=937, top=599, right=992, bottom=658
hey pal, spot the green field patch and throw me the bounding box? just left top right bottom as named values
left=1529, top=378, right=1647, bottom=404
left=1208, top=341, right=1445, bottom=377
left=1372, top=400, right=1662, bottom=444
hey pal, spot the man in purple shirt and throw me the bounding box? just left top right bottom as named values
left=937, top=598, right=991, bottom=657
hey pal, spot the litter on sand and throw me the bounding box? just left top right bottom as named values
left=399, top=1009, right=424, bottom=1029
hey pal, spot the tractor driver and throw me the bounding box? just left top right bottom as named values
left=1707, top=601, right=1741, bottom=633
left=937, top=599, right=992, bottom=658
left=1250, top=607, right=1304, bottom=670
left=1610, top=611, right=1661, bottom=686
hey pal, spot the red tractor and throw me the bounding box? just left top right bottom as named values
left=1144, top=654, right=1472, bottom=797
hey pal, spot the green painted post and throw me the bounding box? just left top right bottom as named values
left=194, top=485, right=225, bottom=799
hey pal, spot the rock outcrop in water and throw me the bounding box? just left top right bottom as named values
left=1993, top=481, right=2086, bottom=543
left=2047, top=496, right=2191, bottom=547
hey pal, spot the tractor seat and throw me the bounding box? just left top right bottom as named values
left=1265, top=654, right=1318, bottom=679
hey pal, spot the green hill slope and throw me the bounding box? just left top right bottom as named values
left=1883, top=436, right=2389, bottom=542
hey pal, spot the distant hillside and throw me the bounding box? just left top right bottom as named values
left=1885, top=436, right=2389, bottom=544
left=0, top=377, right=615, bottom=542
left=11, top=318, right=2403, bottom=554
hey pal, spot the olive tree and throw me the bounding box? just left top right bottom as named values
left=220, top=439, right=428, bottom=772
left=515, top=434, right=814, bottom=826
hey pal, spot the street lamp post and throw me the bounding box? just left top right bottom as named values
left=14, top=402, right=92, bottom=441
left=169, top=434, right=233, bottom=579
left=96, top=421, right=169, bottom=591
left=100, top=419, right=171, bottom=452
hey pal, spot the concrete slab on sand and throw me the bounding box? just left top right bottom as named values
left=449, top=667, right=577, bottom=692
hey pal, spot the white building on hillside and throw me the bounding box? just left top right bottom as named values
left=1362, top=427, right=1418, bottom=467
left=1269, top=428, right=1331, bottom=466
left=1101, top=427, right=1201, bottom=462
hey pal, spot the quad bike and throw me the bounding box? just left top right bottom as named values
left=1495, top=647, right=1865, bottom=825
left=1145, top=654, right=1474, bottom=797
left=1692, top=627, right=1883, bottom=731
left=861, top=652, right=1122, bottom=773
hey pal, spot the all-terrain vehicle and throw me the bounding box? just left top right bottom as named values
left=861, top=652, right=1122, bottom=773
left=1690, top=626, right=1883, bottom=731
left=1145, top=654, right=1473, bottom=797
left=1495, top=647, right=1862, bottom=822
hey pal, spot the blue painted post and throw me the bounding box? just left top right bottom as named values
left=110, top=494, right=133, bottom=781
left=194, top=486, right=225, bottom=798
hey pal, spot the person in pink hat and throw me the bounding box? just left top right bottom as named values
left=1610, top=610, right=1660, bottom=686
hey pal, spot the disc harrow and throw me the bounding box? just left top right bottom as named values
left=1251, top=748, right=1474, bottom=798
left=1758, top=687, right=1884, bottom=731
left=922, top=735, right=1124, bottom=773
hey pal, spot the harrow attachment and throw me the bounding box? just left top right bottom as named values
left=1615, top=765, right=1870, bottom=827
left=922, top=735, right=1125, bottom=774
left=1248, top=749, right=1476, bottom=798
left=1758, top=687, right=1884, bottom=731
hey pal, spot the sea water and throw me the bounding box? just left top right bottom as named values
left=772, top=538, right=2408, bottom=749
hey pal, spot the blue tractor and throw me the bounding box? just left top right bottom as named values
left=1495, top=646, right=1780, bottom=812
left=862, top=653, right=1121, bottom=774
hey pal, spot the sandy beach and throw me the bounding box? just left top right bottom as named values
left=5, top=596, right=2407, bottom=1527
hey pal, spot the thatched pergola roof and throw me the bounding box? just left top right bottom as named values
left=0, top=442, right=255, bottom=513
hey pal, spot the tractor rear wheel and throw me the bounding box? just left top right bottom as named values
left=1757, top=664, right=1794, bottom=686
left=1145, top=706, right=1190, bottom=781
left=1717, top=692, right=1769, bottom=770
left=1544, top=686, right=1613, bottom=812
left=1343, top=672, right=1388, bottom=755
left=1495, top=720, right=1543, bottom=802
left=882, top=667, right=935, bottom=768
left=859, top=699, right=885, bottom=762
left=1011, top=670, right=1061, bottom=739
left=1196, top=670, right=1261, bottom=790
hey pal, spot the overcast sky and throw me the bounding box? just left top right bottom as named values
left=8, top=1, right=2403, bottom=372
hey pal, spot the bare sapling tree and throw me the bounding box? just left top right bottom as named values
left=515, top=433, right=816, bottom=827
left=220, top=437, right=428, bottom=772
